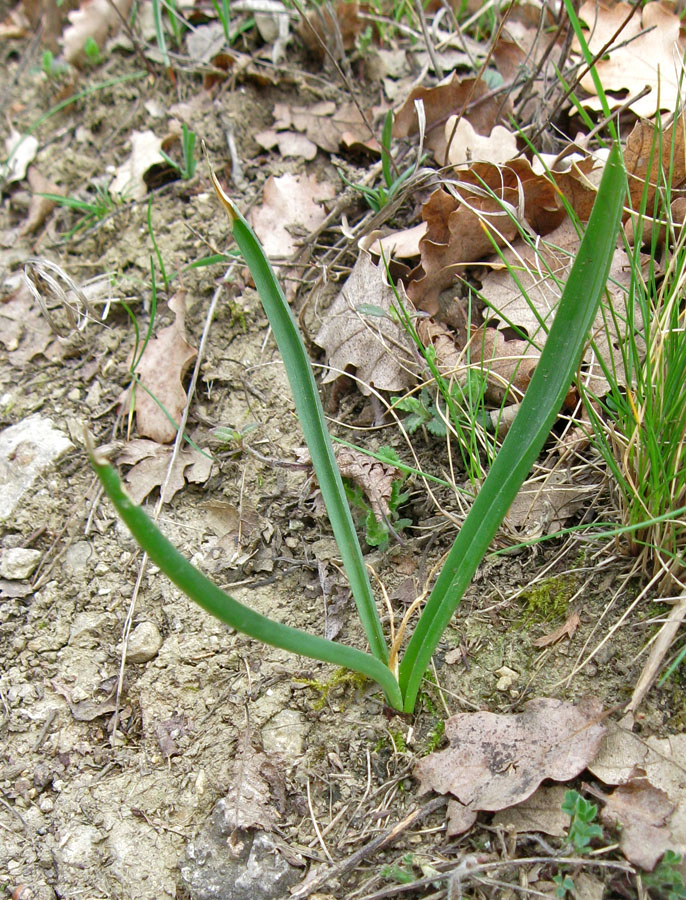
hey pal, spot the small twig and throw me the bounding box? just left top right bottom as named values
left=629, top=588, right=686, bottom=712
left=415, top=0, right=442, bottom=79
left=307, top=778, right=334, bottom=863
left=290, top=796, right=448, bottom=899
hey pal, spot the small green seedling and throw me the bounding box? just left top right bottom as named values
left=88, top=145, right=626, bottom=713
left=161, top=124, right=197, bottom=180
left=642, top=850, right=686, bottom=899
left=83, top=36, right=102, bottom=64
left=553, top=873, right=576, bottom=898
left=382, top=854, right=415, bottom=884
left=561, top=789, right=603, bottom=853
left=345, top=478, right=411, bottom=549
left=211, top=0, right=232, bottom=43
left=41, top=185, right=120, bottom=240
left=341, top=110, right=425, bottom=212
left=42, top=50, right=69, bottom=80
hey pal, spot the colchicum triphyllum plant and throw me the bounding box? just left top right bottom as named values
left=89, top=145, right=626, bottom=714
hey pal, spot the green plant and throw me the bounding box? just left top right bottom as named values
left=581, top=121, right=686, bottom=589
left=340, top=110, right=424, bottom=212
left=40, top=184, right=120, bottom=240
left=561, top=790, right=603, bottom=853
left=553, top=873, right=576, bottom=898
left=83, top=36, right=102, bottom=64
left=382, top=854, right=415, bottom=884
left=345, top=478, right=411, bottom=548
left=161, top=124, right=197, bottom=180
left=42, top=49, right=69, bottom=79
left=211, top=0, right=231, bottom=43
left=88, top=144, right=626, bottom=713
left=642, top=850, right=686, bottom=899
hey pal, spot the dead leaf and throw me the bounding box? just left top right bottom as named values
left=414, top=698, right=606, bottom=830
left=0, top=4, right=30, bottom=39
left=272, top=100, right=373, bottom=155
left=624, top=112, right=686, bottom=216
left=128, top=291, right=197, bottom=444
left=393, top=73, right=513, bottom=164
left=155, top=716, right=189, bottom=759
left=476, top=219, right=641, bottom=398
left=250, top=172, right=334, bottom=300
left=110, top=130, right=166, bottom=201
left=233, top=0, right=290, bottom=63
left=251, top=172, right=334, bottom=259
left=532, top=612, right=581, bottom=648
left=21, top=166, right=63, bottom=235
left=588, top=722, right=686, bottom=857
left=504, top=467, right=592, bottom=536
left=0, top=278, right=59, bottom=365
left=117, top=439, right=213, bottom=504
left=445, top=118, right=519, bottom=168
left=298, top=0, right=362, bottom=59
left=315, top=253, right=418, bottom=394
left=493, top=784, right=571, bottom=837
left=62, top=0, right=133, bottom=65
left=1, top=130, right=38, bottom=185
left=601, top=775, right=676, bottom=870
left=335, top=445, right=394, bottom=520
left=222, top=730, right=286, bottom=833
left=407, top=158, right=568, bottom=313
left=254, top=129, right=318, bottom=161
left=364, top=223, right=427, bottom=261
left=575, top=2, right=686, bottom=117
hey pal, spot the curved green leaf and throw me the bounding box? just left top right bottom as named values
left=398, top=142, right=627, bottom=712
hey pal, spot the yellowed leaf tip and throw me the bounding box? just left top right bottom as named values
left=202, top=140, right=238, bottom=222
left=83, top=427, right=111, bottom=467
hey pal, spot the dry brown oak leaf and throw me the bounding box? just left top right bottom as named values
left=601, top=776, right=676, bottom=870
left=393, top=72, right=513, bottom=164
left=575, top=1, right=686, bottom=118
left=406, top=157, right=588, bottom=314
left=624, top=111, right=686, bottom=220
left=315, top=253, right=418, bottom=394
left=129, top=291, right=196, bottom=444
left=250, top=171, right=335, bottom=300
left=414, top=697, right=606, bottom=836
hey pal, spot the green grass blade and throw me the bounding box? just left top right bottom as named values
left=209, top=169, right=388, bottom=665
left=89, top=448, right=403, bottom=708
left=398, top=143, right=627, bottom=712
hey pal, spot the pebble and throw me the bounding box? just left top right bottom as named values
left=494, top=665, right=519, bottom=692
left=261, top=708, right=309, bottom=758
left=0, top=547, right=42, bottom=580
left=127, top=621, right=163, bottom=663
left=0, top=415, right=73, bottom=522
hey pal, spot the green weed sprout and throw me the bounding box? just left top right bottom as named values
left=561, top=790, right=603, bottom=854
left=88, top=144, right=626, bottom=714
left=161, top=124, right=197, bottom=180
left=341, top=110, right=424, bottom=212
left=40, top=185, right=120, bottom=240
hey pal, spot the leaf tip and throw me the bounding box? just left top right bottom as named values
left=203, top=140, right=239, bottom=222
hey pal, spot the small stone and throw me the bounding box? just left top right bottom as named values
left=494, top=665, right=519, bottom=692
left=261, top=708, right=308, bottom=758
left=65, top=540, right=93, bottom=572
left=127, top=621, right=163, bottom=663
left=0, top=547, right=42, bottom=580
left=0, top=415, right=72, bottom=522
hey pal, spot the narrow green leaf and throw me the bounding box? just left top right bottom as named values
left=209, top=169, right=388, bottom=665
left=89, top=448, right=403, bottom=708
left=398, top=143, right=627, bottom=711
